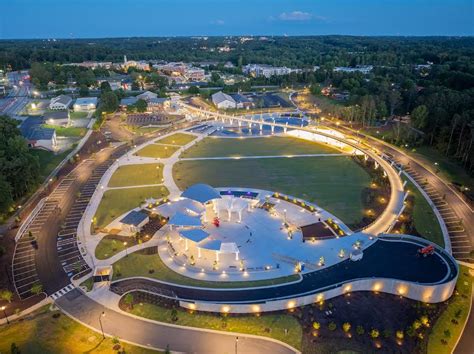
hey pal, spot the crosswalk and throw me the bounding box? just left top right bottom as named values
left=50, top=284, right=75, bottom=300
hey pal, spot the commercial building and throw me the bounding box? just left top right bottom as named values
left=44, top=110, right=70, bottom=126
left=243, top=64, right=302, bottom=78
left=49, top=95, right=73, bottom=110
left=211, top=91, right=236, bottom=109
left=74, top=97, right=98, bottom=111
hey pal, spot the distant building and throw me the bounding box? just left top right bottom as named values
left=184, top=68, right=206, bottom=81
left=243, top=64, right=301, bottom=78
left=333, top=65, right=373, bottom=74
left=231, top=93, right=253, bottom=109
left=119, top=210, right=149, bottom=234
left=49, top=95, right=72, bottom=110
left=224, top=61, right=235, bottom=69
left=120, top=96, right=138, bottom=109
left=44, top=110, right=70, bottom=126
left=147, top=97, right=170, bottom=112
left=74, top=97, right=98, bottom=111
left=26, top=127, right=57, bottom=151
left=211, top=91, right=236, bottom=109
left=136, top=91, right=158, bottom=102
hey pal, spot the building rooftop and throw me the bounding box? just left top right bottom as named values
left=44, top=110, right=69, bottom=120
left=50, top=94, right=72, bottom=105
left=120, top=210, right=148, bottom=226
left=75, top=97, right=98, bottom=105
left=27, top=127, right=55, bottom=140
left=120, top=97, right=138, bottom=106
left=181, top=184, right=222, bottom=204
left=168, top=212, right=202, bottom=227
left=179, top=229, right=210, bottom=243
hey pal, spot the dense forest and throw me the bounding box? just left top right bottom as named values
left=1, top=36, right=473, bottom=177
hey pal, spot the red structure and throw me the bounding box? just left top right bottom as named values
left=213, top=217, right=220, bottom=227
left=418, top=245, right=435, bottom=257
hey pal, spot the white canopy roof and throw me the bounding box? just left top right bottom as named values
left=181, top=184, right=221, bottom=204
left=197, top=238, right=222, bottom=251
left=168, top=212, right=202, bottom=227
left=220, top=242, right=239, bottom=254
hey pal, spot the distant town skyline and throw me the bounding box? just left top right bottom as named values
left=1, top=0, right=473, bottom=39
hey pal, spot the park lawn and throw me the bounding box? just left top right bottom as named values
left=155, top=133, right=196, bottom=146
left=0, top=305, right=159, bottom=354
left=108, top=163, right=163, bottom=187
left=428, top=265, right=473, bottom=353
left=403, top=179, right=444, bottom=247
left=173, top=156, right=371, bottom=227
left=129, top=302, right=302, bottom=351
left=42, top=124, right=87, bottom=137
left=135, top=144, right=180, bottom=158
left=113, top=251, right=300, bottom=288
left=31, top=148, right=72, bottom=180
left=180, top=136, right=340, bottom=158
left=95, top=235, right=152, bottom=260
left=94, top=186, right=169, bottom=229
left=69, top=111, right=89, bottom=119
left=79, top=276, right=94, bottom=292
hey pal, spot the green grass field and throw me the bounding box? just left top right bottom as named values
left=42, top=124, right=87, bottom=137
left=94, top=186, right=169, bottom=229
left=128, top=302, right=302, bottom=350
left=173, top=156, right=371, bottom=226
left=155, top=133, right=196, bottom=146
left=404, top=179, right=444, bottom=247
left=113, top=251, right=299, bottom=288
left=135, top=144, right=180, bottom=158
left=0, top=306, right=158, bottom=354
left=428, top=265, right=473, bottom=353
left=69, top=111, right=89, bottom=119
left=95, top=237, right=132, bottom=260
left=108, top=163, right=163, bottom=187
left=31, top=148, right=72, bottom=180
left=181, top=136, right=340, bottom=158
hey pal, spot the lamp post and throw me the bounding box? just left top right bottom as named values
left=1, top=306, right=9, bottom=324
left=235, top=336, right=239, bottom=354
left=99, top=311, right=105, bottom=338
left=124, top=242, right=128, bottom=257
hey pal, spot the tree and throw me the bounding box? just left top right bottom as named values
left=100, top=81, right=112, bottom=92
left=135, top=99, right=147, bottom=113
left=0, top=289, right=13, bottom=303
left=396, top=330, right=404, bottom=339
left=123, top=293, right=134, bottom=309
left=411, top=105, right=428, bottom=130
left=370, top=329, right=380, bottom=339
left=312, top=322, right=320, bottom=330
left=30, top=283, right=43, bottom=295
left=188, top=86, right=200, bottom=94
left=328, top=322, right=337, bottom=331
left=356, top=325, right=365, bottom=335
left=78, top=85, right=89, bottom=97
left=99, top=91, right=119, bottom=113
left=10, top=343, right=21, bottom=354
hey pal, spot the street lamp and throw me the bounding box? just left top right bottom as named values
left=1, top=306, right=9, bottom=324
left=124, top=242, right=128, bottom=256
left=235, top=336, right=239, bottom=354
left=99, top=311, right=105, bottom=338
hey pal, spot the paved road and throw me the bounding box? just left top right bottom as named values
left=333, top=123, right=473, bottom=262
left=112, top=238, right=456, bottom=303
left=56, top=289, right=297, bottom=354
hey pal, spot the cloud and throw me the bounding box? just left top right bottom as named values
left=211, top=19, right=225, bottom=25
left=279, top=11, right=313, bottom=21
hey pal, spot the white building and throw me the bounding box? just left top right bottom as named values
left=136, top=91, right=158, bottom=102
left=26, top=127, right=58, bottom=151
left=243, top=64, right=301, bottom=78
left=49, top=95, right=72, bottom=110
left=211, top=91, right=236, bottom=109
left=333, top=65, right=373, bottom=74
left=74, top=97, right=98, bottom=111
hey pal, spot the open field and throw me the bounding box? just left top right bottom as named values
left=0, top=306, right=159, bottom=354
left=42, top=124, right=87, bottom=137
left=69, top=111, right=89, bottom=119
left=94, top=186, right=169, bottom=229
left=113, top=251, right=300, bottom=288
left=155, top=133, right=196, bottom=146
left=403, top=179, right=444, bottom=247
left=108, top=163, right=163, bottom=187
left=135, top=144, right=180, bottom=158
left=428, top=265, right=473, bottom=353
left=127, top=301, right=302, bottom=351
left=181, top=136, right=341, bottom=158
left=173, top=156, right=371, bottom=226
left=31, top=148, right=72, bottom=180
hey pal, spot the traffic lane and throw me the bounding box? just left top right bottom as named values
left=112, top=240, right=454, bottom=303
left=57, top=289, right=296, bottom=354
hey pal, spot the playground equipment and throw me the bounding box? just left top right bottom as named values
left=418, top=245, right=435, bottom=257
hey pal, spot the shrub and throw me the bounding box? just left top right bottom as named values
left=356, top=325, right=365, bottom=335
left=382, top=328, right=392, bottom=338
left=328, top=322, right=337, bottom=331
left=444, top=329, right=451, bottom=338
left=420, top=315, right=429, bottom=327
left=171, top=308, right=178, bottom=322
left=412, top=320, right=422, bottom=330
left=454, top=309, right=462, bottom=319
left=370, top=329, right=380, bottom=339
left=312, top=322, right=320, bottom=330
left=396, top=330, right=404, bottom=339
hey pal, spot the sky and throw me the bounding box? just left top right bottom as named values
left=1, top=0, right=473, bottom=39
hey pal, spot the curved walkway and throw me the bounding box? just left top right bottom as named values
left=56, top=289, right=298, bottom=354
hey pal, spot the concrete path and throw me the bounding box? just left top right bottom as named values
left=56, top=289, right=298, bottom=354
left=180, top=153, right=348, bottom=161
